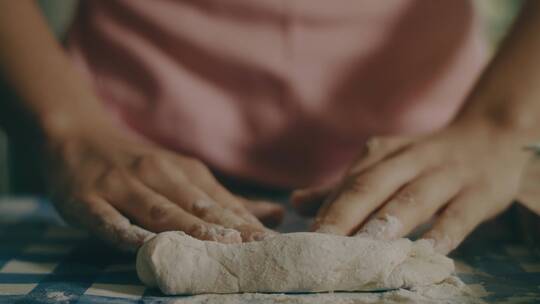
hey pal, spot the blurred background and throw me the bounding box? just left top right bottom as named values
left=0, top=0, right=527, bottom=195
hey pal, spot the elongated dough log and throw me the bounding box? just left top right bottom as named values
left=136, top=232, right=454, bottom=295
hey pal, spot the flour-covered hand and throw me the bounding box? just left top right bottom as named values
left=293, top=123, right=532, bottom=254
left=45, top=125, right=281, bottom=251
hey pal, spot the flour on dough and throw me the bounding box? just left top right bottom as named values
left=169, top=278, right=486, bottom=304
left=137, top=232, right=454, bottom=295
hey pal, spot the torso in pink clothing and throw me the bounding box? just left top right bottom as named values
left=67, top=0, right=487, bottom=188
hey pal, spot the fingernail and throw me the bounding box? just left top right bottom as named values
left=356, top=214, right=402, bottom=240
left=432, top=236, right=454, bottom=254
left=424, top=228, right=458, bottom=254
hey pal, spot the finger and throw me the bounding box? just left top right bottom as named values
left=172, top=157, right=273, bottom=231
left=131, top=157, right=269, bottom=241
left=102, top=174, right=243, bottom=243
left=169, top=158, right=282, bottom=235
left=291, top=185, right=334, bottom=217
left=238, top=197, right=285, bottom=228
left=357, top=168, right=462, bottom=239
left=313, top=153, right=424, bottom=235
left=348, top=137, right=413, bottom=176
left=58, top=195, right=154, bottom=252
left=207, top=188, right=281, bottom=238
left=203, top=183, right=268, bottom=228
left=423, top=189, right=504, bottom=255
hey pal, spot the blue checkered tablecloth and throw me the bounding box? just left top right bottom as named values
left=0, top=197, right=539, bottom=303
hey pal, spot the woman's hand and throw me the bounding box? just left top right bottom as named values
left=45, top=125, right=283, bottom=251
left=292, top=0, right=540, bottom=255
left=292, top=122, right=532, bottom=254
left=0, top=0, right=285, bottom=252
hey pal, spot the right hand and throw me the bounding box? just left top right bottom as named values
left=43, top=124, right=283, bottom=251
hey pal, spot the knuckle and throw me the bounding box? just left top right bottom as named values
left=392, top=188, right=419, bottom=206
left=97, top=168, right=128, bottom=192
left=134, top=154, right=169, bottom=175
left=185, top=158, right=211, bottom=174
left=149, top=202, right=171, bottom=222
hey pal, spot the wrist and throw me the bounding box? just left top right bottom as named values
left=38, top=105, right=114, bottom=143
left=455, top=95, right=540, bottom=146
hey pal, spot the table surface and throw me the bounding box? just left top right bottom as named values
left=0, top=197, right=539, bottom=304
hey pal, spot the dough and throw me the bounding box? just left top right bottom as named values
left=169, top=278, right=486, bottom=304
left=136, top=232, right=454, bottom=295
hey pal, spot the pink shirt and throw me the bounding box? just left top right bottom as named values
left=67, top=0, right=487, bottom=188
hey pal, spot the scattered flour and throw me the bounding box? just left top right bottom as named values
left=492, top=293, right=540, bottom=304
left=46, top=291, right=72, bottom=302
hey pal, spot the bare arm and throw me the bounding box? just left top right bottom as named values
left=457, top=0, right=540, bottom=142
left=294, top=1, right=540, bottom=254
left=0, top=1, right=282, bottom=251
left=0, top=0, right=111, bottom=136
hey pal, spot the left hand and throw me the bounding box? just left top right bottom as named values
left=292, top=122, right=532, bottom=254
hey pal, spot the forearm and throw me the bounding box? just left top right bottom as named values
left=456, top=0, right=540, bottom=144
left=0, top=1, right=113, bottom=137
